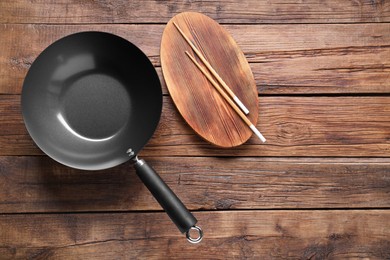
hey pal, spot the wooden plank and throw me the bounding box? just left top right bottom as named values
left=2, top=95, right=390, bottom=157
left=1, top=24, right=389, bottom=94
left=0, top=210, right=389, bottom=259
left=0, top=156, right=389, bottom=213
left=1, top=0, right=389, bottom=24
left=0, top=24, right=162, bottom=94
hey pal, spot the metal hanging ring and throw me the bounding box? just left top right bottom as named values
left=186, top=226, right=203, bottom=244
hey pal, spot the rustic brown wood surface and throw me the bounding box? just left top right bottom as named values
left=1, top=0, right=389, bottom=24
left=0, top=211, right=389, bottom=259
left=0, top=156, right=389, bottom=213
left=1, top=96, right=390, bottom=157
left=2, top=24, right=389, bottom=94
left=0, top=0, right=389, bottom=259
left=161, top=12, right=259, bottom=147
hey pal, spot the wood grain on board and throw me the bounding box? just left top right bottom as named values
left=1, top=24, right=389, bottom=94
left=0, top=156, right=389, bottom=213
left=0, top=211, right=389, bottom=259
left=161, top=12, right=259, bottom=147
left=1, top=95, right=389, bottom=157
left=0, top=0, right=389, bottom=24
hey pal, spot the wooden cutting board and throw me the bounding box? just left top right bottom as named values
left=160, top=12, right=259, bottom=147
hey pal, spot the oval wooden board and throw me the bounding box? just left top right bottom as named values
left=161, top=12, right=258, bottom=147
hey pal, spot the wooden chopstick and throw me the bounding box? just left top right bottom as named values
left=173, top=21, right=250, bottom=115
left=185, top=51, right=266, bottom=143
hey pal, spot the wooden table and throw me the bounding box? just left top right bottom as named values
left=1, top=1, right=389, bottom=259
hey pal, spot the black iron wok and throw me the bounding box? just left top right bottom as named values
left=21, top=31, right=202, bottom=243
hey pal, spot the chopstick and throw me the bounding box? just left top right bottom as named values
left=185, top=51, right=266, bottom=143
left=173, top=21, right=250, bottom=115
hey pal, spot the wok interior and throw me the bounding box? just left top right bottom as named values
left=22, top=32, right=162, bottom=170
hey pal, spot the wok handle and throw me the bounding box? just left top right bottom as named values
left=134, top=158, right=203, bottom=243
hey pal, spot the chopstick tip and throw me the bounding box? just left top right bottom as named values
left=250, top=125, right=266, bottom=143
left=173, top=21, right=181, bottom=31
left=185, top=51, right=195, bottom=61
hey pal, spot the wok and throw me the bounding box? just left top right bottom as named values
left=21, top=31, right=202, bottom=243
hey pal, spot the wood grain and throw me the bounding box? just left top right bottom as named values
left=1, top=0, right=389, bottom=24
left=161, top=12, right=258, bottom=147
left=2, top=95, right=389, bottom=157
left=1, top=24, right=389, bottom=94
left=0, top=156, right=389, bottom=213
left=0, top=211, right=389, bottom=259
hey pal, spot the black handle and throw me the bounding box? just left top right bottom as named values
left=134, top=158, right=198, bottom=235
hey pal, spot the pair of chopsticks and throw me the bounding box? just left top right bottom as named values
left=173, top=22, right=266, bottom=143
